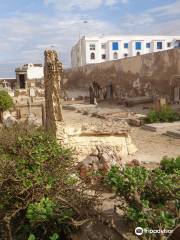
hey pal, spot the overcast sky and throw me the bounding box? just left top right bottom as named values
left=0, top=0, right=180, bottom=77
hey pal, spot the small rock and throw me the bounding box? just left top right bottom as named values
left=127, top=159, right=141, bottom=167
left=2, top=111, right=17, bottom=128
left=26, top=113, right=41, bottom=127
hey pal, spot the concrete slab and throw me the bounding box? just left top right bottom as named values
left=142, top=121, right=180, bottom=134
left=166, top=129, right=180, bottom=139
left=63, top=104, right=97, bottom=111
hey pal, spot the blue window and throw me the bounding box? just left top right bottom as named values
left=146, top=43, right=151, bottom=48
left=135, top=42, right=141, bottom=50
left=157, top=42, right=162, bottom=49
left=112, top=42, right=119, bottom=50
left=124, top=43, right=128, bottom=48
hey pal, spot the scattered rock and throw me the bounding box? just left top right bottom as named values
left=128, top=118, right=142, bottom=127
left=77, top=146, right=122, bottom=184
left=82, top=110, right=89, bottom=115
left=2, top=111, right=17, bottom=128
left=71, top=219, right=127, bottom=240
left=25, top=113, right=41, bottom=127
left=127, top=159, right=141, bottom=167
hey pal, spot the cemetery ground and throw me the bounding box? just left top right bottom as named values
left=63, top=101, right=180, bottom=164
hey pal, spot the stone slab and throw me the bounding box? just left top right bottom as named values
left=166, top=129, right=180, bottom=139
left=124, top=96, right=153, bottom=106
left=63, top=104, right=97, bottom=111
left=142, top=121, right=180, bottom=133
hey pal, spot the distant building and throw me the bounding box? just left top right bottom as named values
left=15, top=63, right=44, bottom=89
left=71, top=35, right=180, bottom=68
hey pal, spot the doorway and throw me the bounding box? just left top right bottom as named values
left=19, top=74, right=26, bottom=89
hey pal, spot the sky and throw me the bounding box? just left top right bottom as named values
left=0, top=0, right=180, bottom=77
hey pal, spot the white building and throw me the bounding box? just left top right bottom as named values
left=15, top=63, right=44, bottom=89
left=71, top=35, right=180, bottom=68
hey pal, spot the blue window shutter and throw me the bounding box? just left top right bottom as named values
left=146, top=43, right=150, bottom=48
left=157, top=42, right=162, bottom=49
left=136, top=42, right=141, bottom=50
left=112, top=42, right=119, bottom=50
left=124, top=43, right=128, bottom=48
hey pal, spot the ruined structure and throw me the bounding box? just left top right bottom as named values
left=65, top=48, right=180, bottom=102
left=15, top=64, right=44, bottom=89
left=43, top=50, right=137, bottom=170
left=44, top=50, right=63, bottom=135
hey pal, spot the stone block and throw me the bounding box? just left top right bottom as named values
left=2, top=111, right=17, bottom=128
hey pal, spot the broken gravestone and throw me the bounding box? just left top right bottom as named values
left=44, top=50, right=63, bottom=136
left=64, top=122, right=137, bottom=183
left=2, top=111, right=17, bottom=128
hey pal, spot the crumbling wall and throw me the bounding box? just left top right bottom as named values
left=44, top=50, right=63, bottom=135
left=65, top=48, right=180, bottom=100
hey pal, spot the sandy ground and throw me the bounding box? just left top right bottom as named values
left=63, top=104, right=180, bottom=163
left=131, top=128, right=180, bottom=163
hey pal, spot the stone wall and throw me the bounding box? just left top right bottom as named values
left=65, top=48, right=180, bottom=101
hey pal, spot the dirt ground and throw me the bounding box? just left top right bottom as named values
left=63, top=102, right=180, bottom=163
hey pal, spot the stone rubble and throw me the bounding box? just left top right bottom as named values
left=57, top=121, right=138, bottom=183
left=25, top=113, right=42, bottom=127
left=2, top=111, right=17, bottom=128
left=77, top=145, right=122, bottom=184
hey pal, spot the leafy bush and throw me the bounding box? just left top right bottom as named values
left=106, top=160, right=180, bottom=239
left=106, top=166, right=149, bottom=199
left=0, top=125, right=94, bottom=239
left=26, top=198, right=56, bottom=223
left=0, top=90, right=14, bottom=112
left=144, top=168, right=179, bottom=203
left=160, top=156, right=180, bottom=174
left=146, top=107, right=180, bottom=123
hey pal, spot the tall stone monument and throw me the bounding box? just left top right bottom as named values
left=44, top=50, right=63, bottom=136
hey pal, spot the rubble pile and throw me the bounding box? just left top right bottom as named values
left=77, top=145, right=122, bottom=184
left=57, top=121, right=137, bottom=183
left=2, top=111, right=17, bottom=128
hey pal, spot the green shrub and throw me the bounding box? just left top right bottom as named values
left=0, top=90, right=14, bottom=112
left=28, top=234, right=36, bottom=240
left=160, top=156, right=180, bottom=174
left=127, top=204, right=149, bottom=229
left=146, top=107, right=180, bottom=123
left=0, top=125, right=93, bottom=239
left=106, top=166, right=149, bottom=199
left=106, top=158, right=180, bottom=239
left=146, top=110, right=160, bottom=123
left=49, top=233, right=59, bottom=240
left=144, top=168, right=179, bottom=203
left=27, top=197, right=56, bottom=223
left=127, top=205, right=176, bottom=231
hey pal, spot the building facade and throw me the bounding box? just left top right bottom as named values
left=71, top=35, right=180, bottom=68
left=15, top=63, right=44, bottom=89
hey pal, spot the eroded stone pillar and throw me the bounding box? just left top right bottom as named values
left=44, top=50, right=63, bottom=135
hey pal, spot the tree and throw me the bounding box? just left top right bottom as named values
left=0, top=90, right=14, bottom=122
